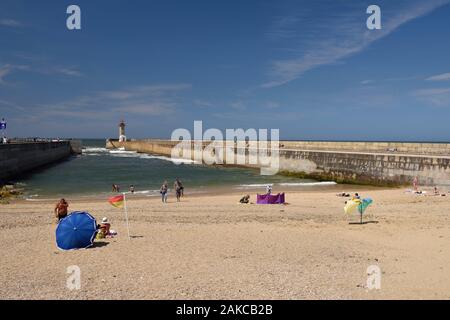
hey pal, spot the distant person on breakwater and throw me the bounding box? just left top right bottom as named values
left=174, top=178, right=184, bottom=201
left=413, top=177, right=419, bottom=192
left=160, top=181, right=169, bottom=203
left=54, top=198, right=69, bottom=222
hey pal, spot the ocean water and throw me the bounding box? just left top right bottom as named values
left=17, top=139, right=336, bottom=199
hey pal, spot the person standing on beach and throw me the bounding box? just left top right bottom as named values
left=160, top=181, right=168, bottom=203
left=266, top=185, right=272, bottom=195
left=174, top=178, right=184, bottom=201
left=54, top=198, right=69, bottom=222
left=130, top=185, right=135, bottom=194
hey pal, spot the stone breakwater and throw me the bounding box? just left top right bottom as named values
left=106, top=139, right=450, bottom=187
left=0, top=141, right=81, bottom=182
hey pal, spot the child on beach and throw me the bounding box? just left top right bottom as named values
left=160, top=181, right=168, bottom=203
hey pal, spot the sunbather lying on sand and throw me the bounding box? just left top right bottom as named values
left=336, top=192, right=350, bottom=197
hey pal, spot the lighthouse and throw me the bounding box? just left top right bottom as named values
left=119, top=120, right=127, bottom=142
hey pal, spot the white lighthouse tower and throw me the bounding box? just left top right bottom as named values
left=119, top=120, right=127, bottom=142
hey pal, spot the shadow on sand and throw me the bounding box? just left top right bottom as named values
left=349, top=220, right=379, bottom=225
left=90, top=241, right=110, bottom=248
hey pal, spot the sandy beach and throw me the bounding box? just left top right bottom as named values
left=1, top=187, right=450, bottom=300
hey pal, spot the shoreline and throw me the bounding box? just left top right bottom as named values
left=14, top=182, right=395, bottom=203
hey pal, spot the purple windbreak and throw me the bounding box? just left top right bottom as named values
left=256, top=193, right=285, bottom=204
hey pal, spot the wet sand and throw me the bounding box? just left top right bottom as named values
left=1, top=187, right=450, bottom=299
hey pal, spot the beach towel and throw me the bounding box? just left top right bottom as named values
left=257, top=193, right=285, bottom=204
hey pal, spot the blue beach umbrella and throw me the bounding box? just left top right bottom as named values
left=56, top=211, right=97, bottom=250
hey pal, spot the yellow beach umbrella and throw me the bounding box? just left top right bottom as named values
left=344, top=199, right=361, bottom=214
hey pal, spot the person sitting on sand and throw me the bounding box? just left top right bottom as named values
left=97, top=217, right=111, bottom=239
left=352, top=193, right=361, bottom=200
left=239, top=194, right=250, bottom=204
left=54, top=198, right=69, bottom=221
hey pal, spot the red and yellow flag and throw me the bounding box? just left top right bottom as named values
left=109, top=195, right=124, bottom=208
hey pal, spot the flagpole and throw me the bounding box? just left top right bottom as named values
left=123, top=193, right=131, bottom=240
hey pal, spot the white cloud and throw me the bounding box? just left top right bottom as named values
left=34, top=83, right=191, bottom=120
left=0, top=65, right=12, bottom=83
left=99, top=84, right=191, bottom=100
left=265, top=101, right=280, bottom=109
left=230, top=100, right=247, bottom=111
left=54, top=67, right=82, bottom=77
left=415, top=88, right=450, bottom=96
left=426, top=72, right=450, bottom=81
left=193, top=99, right=214, bottom=108
left=0, top=18, right=22, bottom=27
left=263, top=0, right=450, bottom=88
left=0, top=63, right=82, bottom=84
left=113, top=103, right=175, bottom=116
left=414, top=87, right=450, bottom=106
left=0, top=64, right=29, bottom=84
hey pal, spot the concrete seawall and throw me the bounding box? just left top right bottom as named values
left=0, top=141, right=81, bottom=182
left=106, top=139, right=450, bottom=186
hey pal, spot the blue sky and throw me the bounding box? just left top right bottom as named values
left=1, top=0, right=450, bottom=140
